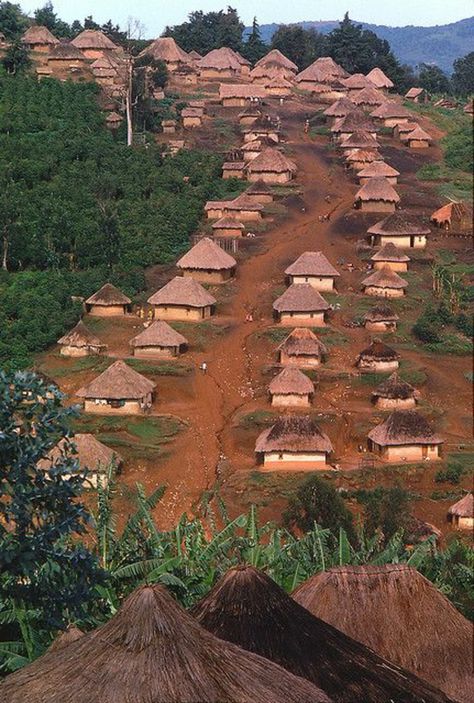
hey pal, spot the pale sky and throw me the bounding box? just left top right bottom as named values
left=19, top=0, right=474, bottom=36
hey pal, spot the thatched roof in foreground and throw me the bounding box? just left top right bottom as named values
left=148, top=276, right=216, bottom=308
left=57, top=320, right=106, bottom=349
left=256, top=416, right=333, bottom=453
left=192, top=566, right=454, bottom=703
left=358, top=339, right=399, bottom=362
left=273, top=284, right=330, bottom=313
left=278, top=328, right=328, bottom=357
left=130, top=320, right=188, bottom=349
left=448, top=493, right=473, bottom=518
left=246, top=148, right=297, bottom=174
left=368, top=410, right=443, bottom=446
left=255, top=49, right=298, bottom=72
left=367, top=211, right=431, bottom=236
left=269, top=367, right=314, bottom=396
left=48, top=626, right=84, bottom=653
left=76, top=360, right=155, bottom=400
left=362, top=266, right=407, bottom=289
left=176, top=237, right=236, bottom=271
left=22, top=25, right=60, bottom=45
left=0, top=584, right=329, bottom=703
left=366, top=67, right=394, bottom=89
left=357, top=160, right=399, bottom=179
left=71, top=29, right=118, bottom=50
left=355, top=177, right=400, bottom=203
left=370, top=242, right=409, bottom=262
left=285, top=251, right=340, bottom=278
left=38, top=433, right=123, bottom=472
left=85, top=283, right=131, bottom=307
left=293, top=564, right=471, bottom=702
left=372, top=372, right=418, bottom=401
left=363, top=303, right=399, bottom=322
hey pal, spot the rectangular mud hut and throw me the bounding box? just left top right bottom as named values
left=277, top=328, right=328, bottom=368
left=367, top=212, right=430, bottom=249
left=285, top=251, right=340, bottom=291
left=268, top=367, right=314, bottom=407
left=447, top=494, right=473, bottom=530
left=273, top=284, right=330, bottom=326
left=371, top=372, right=419, bottom=410
left=130, top=320, right=188, bottom=359
left=222, top=161, right=246, bottom=179
left=211, top=216, right=245, bottom=238
left=147, top=276, right=216, bottom=321
left=370, top=243, right=410, bottom=272
left=246, top=148, right=297, bottom=184
left=181, top=107, right=203, bottom=128
left=176, top=237, right=237, bottom=284
left=76, top=360, right=156, bottom=415
left=357, top=161, right=400, bottom=186
left=363, top=303, right=399, bottom=332
left=405, top=126, right=432, bottom=149
left=85, top=283, right=131, bottom=316
left=70, top=29, right=119, bottom=59
left=356, top=339, right=399, bottom=373
left=57, top=320, right=107, bottom=357
left=255, top=415, right=333, bottom=470
left=244, top=180, right=274, bottom=203
left=430, top=201, right=473, bottom=234
left=224, top=194, right=265, bottom=221
left=218, top=83, right=267, bottom=106
left=354, top=177, right=400, bottom=213
left=367, top=410, right=443, bottom=462
left=362, top=266, right=408, bottom=298
left=405, top=87, right=429, bottom=103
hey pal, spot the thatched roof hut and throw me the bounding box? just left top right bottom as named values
left=342, top=73, right=372, bottom=90
left=371, top=372, right=419, bottom=409
left=362, top=265, right=408, bottom=297
left=148, top=276, right=216, bottom=321
left=293, top=564, right=472, bottom=703
left=176, top=237, right=236, bottom=283
left=368, top=410, right=443, bottom=450
left=244, top=179, right=273, bottom=202
left=339, top=130, right=379, bottom=150
left=0, top=583, right=329, bottom=703
left=47, top=42, right=87, bottom=64
left=140, top=37, right=189, bottom=67
left=269, top=367, right=314, bottom=406
left=448, top=493, right=473, bottom=531
left=323, top=97, right=358, bottom=119
left=331, top=112, right=376, bottom=138
left=76, top=360, right=155, bottom=402
left=265, top=75, right=294, bottom=95
left=199, top=47, right=245, bottom=78
left=130, top=320, right=188, bottom=357
left=255, top=49, right=298, bottom=73
left=405, top=87, right=428, bottom=102
left=430, top=201, right=472, bottom=233
left=351, top=86, right=386, bottom=107
left=256, top=416, right=333, bottom=465
left=71, top=29, right=118, bottom=51
left=250, top=63, right=292, bottom=83
left=363, top=303, right=399, bottom=326
left=211, top=216, right=245, bottom=237
left=38, top=433, right=123, bottom=482
left=367, top=211, right=431, bottom=248
left=366, top=67, right=394, bottom=90
left=344, top=148, right=380, bottom=170
left=313, top=57, right=348, bottom=79
left=192, top=565, right=454, bottom=703
left=22, top=25, right=60, bottom=47
left=357, top=160, right=399, bottom=185
left=405, top=125, right=433, bottom=148
left=370, top=101, right=413, bottom=121
left=85, top=283, right=131, bottom=316
left=246, top=148, right=297, bottom=183
left=57, top=320, right=107, bottom=356
left=219, top=83, right=267, bottom=105
left=370, top=242, right=410, bottom=271
left=273, top=284, right=330, bottom=326
left=295, top=63, right=331, bottom=86
left=356, top=339, right=399, bottom=372
left=188, top=49, right=202, bottom=62
left=355, top=177, right=400, bottom=212
left=285, top=251, right=339, bottom=291
left=277, top=328, right=328, bottom=367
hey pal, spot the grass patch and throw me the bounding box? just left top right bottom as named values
left=425, top=333, right=473, bottom=356
left=398, top=361, right=428, bottom=386
left=41, top=356, right=110, bottom=378
left=126, top=358, right=192, bottom=376
left=239, top=410, right=275, bottom=429
left=256, top=327, right=289, bottom=344
left=172, top=321, right=229, bottom=351
left=309, top=126, right=330, bottom=138
left=464, top=371, right=473, bottom=382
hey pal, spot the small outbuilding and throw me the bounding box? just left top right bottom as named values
left=394, top=121, right=419, bottom=139
left=241, top=115, right=280, bottom=143
left=265, top=75, right=293, bottom=97
left=204, top=195, right=264, bottom=221
left=285, top=251, right=340, bottom=291
left=244, top=180, right=274, bottom=203
left=255, top=415, right=333, bottom=470
left=70, top=29, right=119, bottom=59
left=57, top=320, right=107, bottom=357
left=405, top=87, right=429, bottom=103
left=219, top=83, right=267, bottom=106
left=368, top=410, right=443, bottom=462
left=47, top=43, right=88, bottom=73
left=22, top=25, right=60, bottom=52
left=363, top=303, right=399, bottom=332
left=76, top=360, right=156, bottom=415
left=105, top=111, right=123, bottom=130
left=238, top=105, right=263, bottom=126
left=147, top=276, right=216, bottom=321
left=176, top=237, right=236, bottom=284
left=140, top=36, right=190, bottom=71
left=241, top=136, right=279, bottom=161
left=339, top=130, right=379, bottom=152
left=370, top=101, right=413, bottom=127
left=323, top=97, right=357, bottom=123
left=130, top=320, right=188, bottom=359
left=370, top=243, right=410, bottom=272
left=344, top=148, right=380, bottom=172
left=162, top=119, right=177, bottom=134
left=430, top=201, right=473, bottom=234
left=331, top=112, right=377, bottom=141
left=222, top=161, right=246, bottom=179
left=354, top=177, right=400, bottom=213
left=277, top=328, right=327, bottom=368
left=367, top=211, right=430, bottom=249
left=356, top=339, right=399, bottom=373
left=371, top=372, right=419, bottom=409
left=405, top=125, right=432, bottom=149
left=273, top=284, right=330, bottom=326
left=366, top=67, right=394, bottom=92
left=357, top=161, right=400, bottom=185
left=362, top=266, right=407, bottom=297
left=341, top=73, right=373, bottom=92
left=447, top=494, right=473, bottom=531
left=268, top=367, right=314, bottom=407
left=211, top=216, right=245, bottom=238
left=85, top=283, right=131, bottom=316
left=181, top=107, right=203, bottom=128
left=255, top=49, right=298, bottom=74
left=246, top=148, right=297, bottom=184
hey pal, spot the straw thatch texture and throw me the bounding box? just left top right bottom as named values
left=355, top=178, right=400, bottom=203
left=192, top=566, right=454, bottom=703
left=331, top=112, right=376, bottom=134
left=405, top=125, right=433, bottom=143
left=370, top=242, right=409, bottom=263
left=211, top=216, right=244, bottom=231
left=200, top=47, right=242, bottom=71
left=351, top=86, right=386, bottom=106
left=366, top=67, right=394, bottom=89
left=313, top=57, right=348, bottom=79
left=339, top=131, right=379, bottom=150
left=367, top=211, right=431, bottom=237
left=430, top=201, right=472, bottom=226
left=295, top=64, right=331, bottom=85
left=323, top=97, right=358, bottom=118
left=368, top=410, right=443, bottom=446
left=278, top=328, right=328, bottom=358
left=370, top=102, right=413, bottom=119
left=245, top=180, right=272, bottom=195
left=342, top=73, right=372, bottom=89
left=285, top=252, right=340, bottom=278
left=85, top=283, right=131, bottom=307
left=241, top=135, right=279, bottom=153
left=177, top=238, right=236, bottom=271
left=255, top=49, right=298, bottom=72
left=246, top=148, right=297, bottom=174
left=448, top=493, right=473, bottom=518
left=22, top=25, right=59, bottom=45
left=48, top=626, right=84, bottom=653
left=219, top=83, right=267, bottom=100
left=0, top=584, right=330, bottom=703
left=38, top=433, right=123, bottom=473
left=141, top=37, right=189, bottom=63
left=130, top=321, right=187, bottom=349
left=57, top=320, right=106, bottom=349
left=357, top=161, right=399, bottom=179
left=363, top=303, right=399, bottom=323
left=229, top=193, right=265, bottom=211
left=71, top=30, right=118, bottom=50
left=256, top=416, right=333, bottom=453
left=405, top=88, right=425, bottom=99
left=148, top=276, right=216, bottom=308
left=344, top=149, right=379, bottom=165
left=358, top=339, right=399, bottom=362
left=372, top=372, right=418, bottom=401
left=76, top=360, right=155, bottom=400
left=265, top=76, right=293, bottom=90
left=362, top=266, right=408, bottom=289
left=273, top=284, right=330, bottom=313
left=188, top=49, right=202, bottom=61
left=293, top=564, right=472, bottom=702
left=48, top=43, right=86, bottom=60
left=269, top=367, right=314, bottom=396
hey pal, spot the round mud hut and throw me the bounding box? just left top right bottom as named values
left=354, top=177, right=400, bottom=213
left=277, top=327, right=328, bottom=368
left=176, top=237, right=236, bottom=284
left=367, top=410, right=443, bottom=462
left=255, top=415, right=333, bottom=470
left=367, top=211, right=431, bottom=249
left=273, top=284, right=330, bottom=326
left=447, top=493, right=473, bottom=531
left=371, top=372, right=420, bottom=409
left=130, top=320, right=188, bottom=359
left=147, top=276, right=216, bottom=321
left=285, top=251, right=340, bottom=291
left=57, top=320, right=107, bottom=357
left=76, top=360, right=156, bottom=415
left=363, top=303, right=399, bottom=332
left=370, top=242, right=410, bottom=271
left=356, top=339, right=399, bottom=373
left=361, top=266, right=408, bottom=297
left=85, top=283, right=131, bottom=317
left=268, top=366, right=314, bottom=407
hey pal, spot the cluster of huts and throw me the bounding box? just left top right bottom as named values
left=1, top=563, right=472, bottom=702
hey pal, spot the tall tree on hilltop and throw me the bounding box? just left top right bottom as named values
left=0, top=1, right=28, bottom=38
left=270, top=25, right=327, bottom=69
left=418, top=63, right=451, bottom=94
left=2, top=38, right=30, bottom=74
left=451, top=51, right=474, bottom=96
left=34, top=2, right=71, bottom=38
left=164, top=7, right=244, bottom=55
left=242, top=16, right=267, bottom=63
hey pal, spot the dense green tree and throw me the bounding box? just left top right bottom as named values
left=451, top=52, right=474, bottom=97
left=270, top=25, right=327, bottom=69
left=164, top=7, right=244, bottom=55
left=34, top=2, right=71, bottom=38
left=418, top=63, right=451, bottom=94
left=358, top=487, right=412, bottom=542
left=0, top=1, right=27, bottom=39
left=2, top=38, right=30, bottom=74
left=242, top=16, right=267, bottom=63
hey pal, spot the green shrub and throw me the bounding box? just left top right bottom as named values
left=435, top=461, right=466, bottom=484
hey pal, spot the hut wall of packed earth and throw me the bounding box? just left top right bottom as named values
left=212, top=225, right=244, bottom=237
left=288, top=275, right=336, bottom=291
left=359, top=358, right=399, bottom=373
left=60, top=344, right=97, bottom=357
left=359, top=200, right=396, bottom=213
left=369, top=442, right=441, bottom=462
left=407, top=137, right=430, bottom=149
left=373, top=260, right=408, bottom=272
left=364, top=284, right=404, bottom=298
left=278, top=311, right=326, bottom=326
left=83, top=397, right=152, bottom=416
left=365, top=320, right=396, bottom=332
left=201, top=67, right=237, bottom=80
left=222, top=164, right=245, bottom=179
left=182, top=115, right=201, bottom=128
left=261, top=451, right=328, bottom=469
left=375, top=396, right=417, bottom=410
left=378, top=233, right=426, bottom=249
left=153, top=304, right=213, bottom=321
left=181, top=268, right=234, bottom=284
left=227, top=207, right=262, bottom=221
left=206, top=206, right=226, bottom=219
left=132, top=345, right=178, bottom=359
left=162, top=121, right=176, bottom=134
left=279, top=350, right=321, bottom=367
left=87, top=303, right=128, bottom=316
left=247, top=170, right=292, bottom=184
left=271, top=393, right=311, bottom=408
left=452, top=515, right=474, bottom=530
left=243, top=129, right=279, bottom=143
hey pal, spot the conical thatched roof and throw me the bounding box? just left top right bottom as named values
left=340, top=130, right=379, bottom=150
left=246, top=148, right=297, bottom=174
left=285, top=251, right=340, bottom=278
left=192, top=566, right=454, bottom=703
left=273, top=284, right=330, bottom=313
left=198, top=47, right=242, bottom=71
left=255, top=49, right=298, bottom=72
left=344, top=148, right=379, bottom=164
left=0, top=584, right=329, bottom=703
left=241, top=135, right=279, bottom=152
left=48, top=626, right=84, bottom=653
left=295, top=63, right=330, bottom=84
left=363, top=303, right=399, bottom=323
left=342, top=73, right=372, bottom=89
left=448, top=493, right=473, bottom=518
left=211, top=216, right=245, bottom=231
left=176, top=238, right=236, bottom=271
left=71, top=29, right=118, bottom=50
left=370, top=242, right=409, bottom=263
left=147, top=276, right=216, bottom=308
left=396, top=121, right=419, bottom=135
left=313, top=57, right=348, bottom=78
left=405, top=125, right=433, bottom=142
left=370, top=101, right=413, bottom=119
left=48, top=42, right=86, bottom=60
left=141, top=36, right=189, bottom=63
left=331, top=110, right=375, bottom=134
left=188, top=49, right=202, bottom=61
left=269, top=367, right=314, bottom=396
left=22, top=25, right=60, bottom=45
left=130, top=321, right=188, bottom=349
left=367, top=211, right=431, bottom=237
left=278, top=328, right=328, bottom=357
left=358, top=339, right=399, bottom=362
left=76, top=360, right=155, bottom=400
left=293, top=564, right=471, bottom=703
left=241, top=114, right=278, bottom=132
left=351, top=86, right=386, bottom=106
left=85, top=283, right=131, bottom=307
left=362, top=265, right=407, bottom=289
left=372, top=372, right=418, bottom=401
left=38, top=433, right=123, bottom=473
left=256, top=416, right=333, bottom=453
left=355, top=177, right=400, bottom=203
left=366, top=67, right=394, bottom=89
left=357, top=161, right=399, bottom=179
left=323, top=97, right=357, bottom=118
left=228, top=193, right=264, bottom=211
left=57, top=320, right=106, bottom=349
left=245, top=179, right=272, bottom=195
left=266, top=75, right=293, bottom=89
left=368, top=410, right=443, bottom=446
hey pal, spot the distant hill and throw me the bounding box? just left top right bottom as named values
left=245, top=17, right=474, bottom=73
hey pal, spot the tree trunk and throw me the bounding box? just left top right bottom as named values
left=2, top=232, right=8, bottom=271
left=126, top=58, right=133, bottom=147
